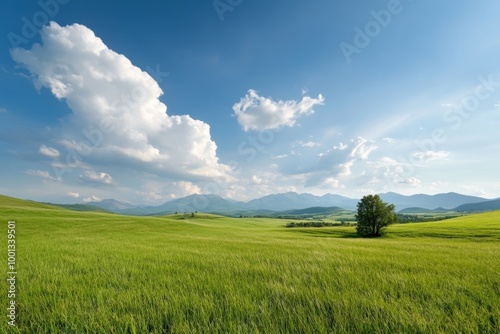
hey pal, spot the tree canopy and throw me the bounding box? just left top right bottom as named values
left=355, top=195, right=396, bottom=237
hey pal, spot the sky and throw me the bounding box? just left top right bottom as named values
left=0, top=0, right=499, bottom=205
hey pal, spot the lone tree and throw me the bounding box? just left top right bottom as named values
left=355, top=194, right=396, bottom=237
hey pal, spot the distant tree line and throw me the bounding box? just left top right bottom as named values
left=396, top=214, right=458, bottom=223
left=285, top=221, right=351, bottom=228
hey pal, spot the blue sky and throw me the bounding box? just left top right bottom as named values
left=0, top=0, right=499, bottom=204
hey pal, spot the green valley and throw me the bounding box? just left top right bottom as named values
left=1, top=195, right=499, bottom=333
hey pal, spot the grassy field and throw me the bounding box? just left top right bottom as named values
left=1, top=194, right=499, bottom=333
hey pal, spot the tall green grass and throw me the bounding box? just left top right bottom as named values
left=1, top=195, right=499, bottom=333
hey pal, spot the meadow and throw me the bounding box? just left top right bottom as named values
left=1, top=194, right=499, bottom=333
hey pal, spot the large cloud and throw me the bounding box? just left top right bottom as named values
left=11, top=22, right=229, bottom=181
left=233, top=89, right=324, bottom=131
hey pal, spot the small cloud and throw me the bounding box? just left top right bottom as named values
left=382, top=137, right=394, bottom=143
left=172, top=181, right=201, bottom=196
left=301, top=87, right=308, bottom=95
left=441, top=103, right=454, bottom=107
left=39, top=145, right=60, bottom=158
left=251, top=175, right=262, bottom=185
left=321, top=177, right=344, bottom=189
left=411, top=150, right=449, bottom=162
left=333, top=142, right=348, bottom=150
left=273, top=154, right=288, bottom=159
left=25, top=169, right=60, bottom=182
left=0, top=107, right=7, bottom=113
left=79, top=170, right=114, bottom=185
left=399, top=177, right=421, bottom=186
left=83, top=195, right=101, bottom=203
left=298, top=141, right=320, bottom=148
left=67, top=192, right=80, bottom=198
left=233, top=89, right=324, bottom=131
left=136, top=191, right=164, bottom=202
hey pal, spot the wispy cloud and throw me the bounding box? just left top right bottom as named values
left=304, top=137, right=377, bottom=187
left=25, top=169, right=60, bottom=182
left=297, top=141, right=320, bottom=148
left=411, top=150, right=449, bottom=162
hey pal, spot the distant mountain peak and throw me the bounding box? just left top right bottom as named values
left=77, top=191, right=492, bottom=215
left=84, top=198, right=135, bottom=211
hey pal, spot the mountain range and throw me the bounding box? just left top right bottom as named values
left=80, top=192, right=499, bottom=216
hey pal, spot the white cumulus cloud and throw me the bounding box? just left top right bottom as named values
left=67, top=192, right=80, bottom=198
left=251, top=175, right=263, bottom=185
left=233, top=89, right=324, bottom=131
left=400, top=177, right=421, bottom=186
left=39, top=145, right=60, bottom=158
left=11, top=22, right=229, bottom=181
left=79, top=170, right=114, bottom=185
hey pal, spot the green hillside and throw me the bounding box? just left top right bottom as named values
left=0, top=194, right=60, bottom=211
left=1, top=195, right=499, bottom=333
left=49, top=203, right=111, bottom=213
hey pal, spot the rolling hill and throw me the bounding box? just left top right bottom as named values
left=277, top=206, right=345, bottom=215
left=1, top=194, right=499, bottom=333
left=85, top=199, right=135, bottom=211
left=379, top=192, right=488, bottom=210
left=454, top=199, right=500, bottom=212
